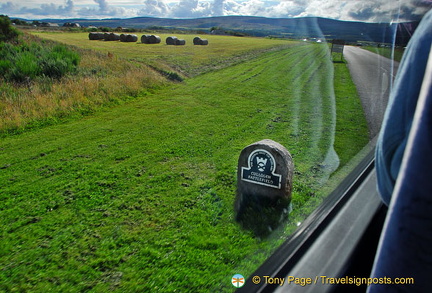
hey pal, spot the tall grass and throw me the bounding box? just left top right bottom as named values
left=0, top=42, right=80, bottom=83
left=0, top=34, right=168, bottom=134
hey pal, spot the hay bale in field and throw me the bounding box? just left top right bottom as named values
left=141, top=34, right=151, bottom=44
left=89, top=32, right=100, bottom=40
left=142, top=34, right=161, bottom=44
left=111, top=33, right=121, bottom=41
left=125, top=34, right=138, bottom=42
left=193, top=36, right=201, bottom=45
left=175, top=39, right=186, bottom=45
left=193, top=36, right=208, bottom=45
left=120, top=34, right=137, bottom=42
left=104, top=33, right=116, bottom=41
left=105, top=33, right=120, bottom=41
left=166, top=36, right=178, bottom=45
left=149, top=35, right=161, bottom=44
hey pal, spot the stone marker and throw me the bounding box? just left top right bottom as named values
left=235, top=139, right=294, bottom=236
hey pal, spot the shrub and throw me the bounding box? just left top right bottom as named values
left=0, top=15, right=20, bottom=42
left=41, top=45, right=80, bottom=78
left=10, top=51, right=40, bottom=82
left=0, top=41, right=80, bottom=83
left=0, top=59, right=11, bottom=75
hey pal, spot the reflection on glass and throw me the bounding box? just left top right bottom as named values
left=0, top=1, right=430, bottom=292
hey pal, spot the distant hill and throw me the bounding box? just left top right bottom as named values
left=31, top=15, right=418, bottom=45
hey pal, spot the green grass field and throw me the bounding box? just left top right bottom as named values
left=0, top=33, right=294, bottom=133
left=31, top=32, right=294, bottom=76
left=362, top=45, right=405, bottom=62
left=0, top=33, right=368, bottom=292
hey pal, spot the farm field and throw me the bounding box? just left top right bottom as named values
left=31, top=32, right=294, bottom=76
left=0, top=32, right=294, bottom=133
left=0, top=33, right=368, bottom=292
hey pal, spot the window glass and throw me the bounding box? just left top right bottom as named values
left=0, top=1, right=430, bottom=292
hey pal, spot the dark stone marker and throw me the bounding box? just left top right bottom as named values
left=235, top=139, right=294, bottom=237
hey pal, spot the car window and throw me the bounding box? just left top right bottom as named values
left=0, top=1, right=430, bottom=292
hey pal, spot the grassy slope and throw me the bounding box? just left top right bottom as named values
left=0, top=33, right=293, bottom=133
left=0, top=43, right=368, bottom=292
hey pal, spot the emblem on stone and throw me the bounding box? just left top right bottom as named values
left=241, top=149, right=282, bottom=189
left=257, top=157, right=267, bottom=172
left=235, top=139, right=294, bottom=236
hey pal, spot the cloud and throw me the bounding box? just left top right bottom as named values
left=269, top=1, right=307, bottom=18
left=398, top=0, right=432, bottom=21
left=0, top=0, right=430, bottom=21
left=0, top=0, right=75, bottom=18
left=140, top=0, right=170, bottom=16
left=168, top=0, right=217, bottom=18
left=94, top=0, right=109, bottom=12
left=162, top=0, right=431, bottom=21
left=0, top=2, right=17, bottom=13
left=315, top=0, right=430, bottom=22
left=77, top=0, right=132, bottom=18
left=39, top=0, right=74, bottom=15
left=0, top=0, right=137, bottom=19
left=212, top=0, right=225, bottom=15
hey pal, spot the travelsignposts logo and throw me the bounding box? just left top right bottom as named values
left=232, top=274, right=245, bottom=288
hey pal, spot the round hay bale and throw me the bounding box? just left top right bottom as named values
left=97, top=32, right=105, bottom=40
left=120, top=34, right=127, bottom=42
left=193, top=37, right=202, bottom=45
left=111, top=33, right=120, bottom=41
left=149, top=35, right=161, bottom=44
left=141, top=34, right=151, bottom=44
left=106, top=33, right=120, bottom=41
left=166, top=36, right=178, bottom=45
left=193, top=37, right=208, bottom=45
left=89, top=32, right=99, bottom=40
left=175, top=39, right=186, bottom=46
left=104, top=33, right=120, bottom=41
left=125, top=34, right=138, bottom=42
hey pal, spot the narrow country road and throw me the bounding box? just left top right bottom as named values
left=343, top=46, right=400, bottom=138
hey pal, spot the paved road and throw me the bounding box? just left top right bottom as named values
left=343, top=46, right=399, bottom=138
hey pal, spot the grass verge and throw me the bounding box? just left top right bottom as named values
left=361, top=45, right=404, bottom=62
left=0, top=43, right=368, bottom=292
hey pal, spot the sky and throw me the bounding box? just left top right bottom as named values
left=0, top=0, right=431, bottom=22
